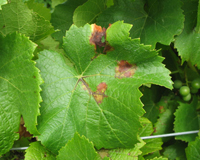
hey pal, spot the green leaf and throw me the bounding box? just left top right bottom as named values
left=97, top=0, right=184, bottom=48
left=73, top=0, right=107, bottom=27
left=163, top=141, right=187, bottom=160
left=25, top=142, right=56, bottom=160
left=36, top=21, right=172, bottom=154
left=0, top=33, right=41, bottom=155
left=185, top=136, right=200, bottom=160
left=51, top=0, right=87, bottom=43
left=0, top=0, right=54, bottom=42
left=51, top=0, right=66, bottom=8
left=175, top=0, right=200, bottom=68
left=151, top=157, right=168, bottom=160
left=105, top=139, right=145, bottom=160
left=139, top=118, right=163, bottom=157
left=154, top=96, right=178, bottom=141
left=57, top=133, right=101, bottom=160
left=174, top=97, right=199, bottom=142
left=26, top=0, right=51, bottom=21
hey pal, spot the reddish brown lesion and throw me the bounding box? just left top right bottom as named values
left=115, top=60, right=137, bottom=78
left=90, top=24, right=107, bottom=48
left=93, top=82, right=108, bottom=104
left=90, top=24, right=113, bottom=53
left=18, top=117, right=32, bottom=138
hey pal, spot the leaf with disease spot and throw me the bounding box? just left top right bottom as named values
left=36, top=21, right=172, bottom=154
left=0, top=0, right=54, bottom=42
left=0, top=33, right=42, bottom=155
left=97, top=0, right=184, bottom=48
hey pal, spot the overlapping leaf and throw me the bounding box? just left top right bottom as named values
left=36, top=21, right=172, bottom=154
left=51, top=0, right=87, bottom=43
left=25, top=142, right=55, bottom=160
left=0, top=0, right=54, bottom=42
left=174, top=97, right=199, bottom=142
left=185, top=135, right=200, bottom=160
left=73, top=0, right=107, bottom=27
left=97, top=0, right=184, bottom=48
left=57, top=133, right=101, bottom=160
left=175, top=0, right=200, bottom=68
left=0, top=33, right=42, bottom=155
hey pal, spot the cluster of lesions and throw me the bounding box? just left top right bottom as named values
left=81, top=79, right=108, bottom=104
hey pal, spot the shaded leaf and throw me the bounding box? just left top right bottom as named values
left=51, top=0, right=87, bottom=43
left=185, top=136, right=200, bottom=160
left=73, top=0, right=107, bottom=27
left=175, top=0, right=200, bottom=68
left=174, top=97, right=199, bottom=142
left=97, top=0, right=184, bottom=48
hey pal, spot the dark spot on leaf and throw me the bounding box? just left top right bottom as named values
left=115, top=60, right=137, bottom=78
left=93, top=82, right=108, bottom=104
left=90, top=24, right=114, bottom=53
left=2, top=25, right=5, bottom=29
left=44, top=153, right=47, bottom=157
left=33, top=75, right=36, bottom=78
left=90, top=24, right=106, bottom=48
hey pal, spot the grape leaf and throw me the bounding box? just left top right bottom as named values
left=105, top=139, right=144, bottom=160
left=57, top=132, right=101, bottom=160
left=154, top=96, right=178, bottom=142
left=185, top=136, right=200, bottom=160
left=26, top=0, right=51, bottom=21
left=0, top=0, right=54, bottom=42
left=25, top=142, right=55, bottom=160
left=73, top=0, right=107, bottom=27
left=139, top=118, right=163, bottom=157
left=36, top=21, right=172, bottom=154
left=163, top=141, right=187, bottom=160
left=51, top=0, right=87, bottom=43
left=175, top=0, right=200, bottom=68
left=174, top=97, right=199, bottom=142
left=151, top=157, right=168, bottom=160
left=140, top=85, right=165, bottom=124
left=97, top=0, right=184, bottom=48
left=0, top=33, right=41, bottom=155
left=51, top=0, right=66, bottom=8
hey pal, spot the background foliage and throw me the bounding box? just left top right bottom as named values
left=0, top=0, right=200, bottom=159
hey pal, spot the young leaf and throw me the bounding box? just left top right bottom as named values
left=36, top=21, right=172, bottom=154
left=174, top=97, right=199, bottom=142
left=175, top=0, right=200, bottom=68
left=73, top=0, right=107, bottom=27
left=51, top=0, right=87, bottom=43
left=0, top=0, right=54, bottom=42
left=25, top=142, right=56, bottom=160
left=185, top=136, right=200, bottom=160
left=0, top=33, right=42, bottom=155
left=57, top=133, right=101, bottom=160
left=97, top=0, right=184, bottom=48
